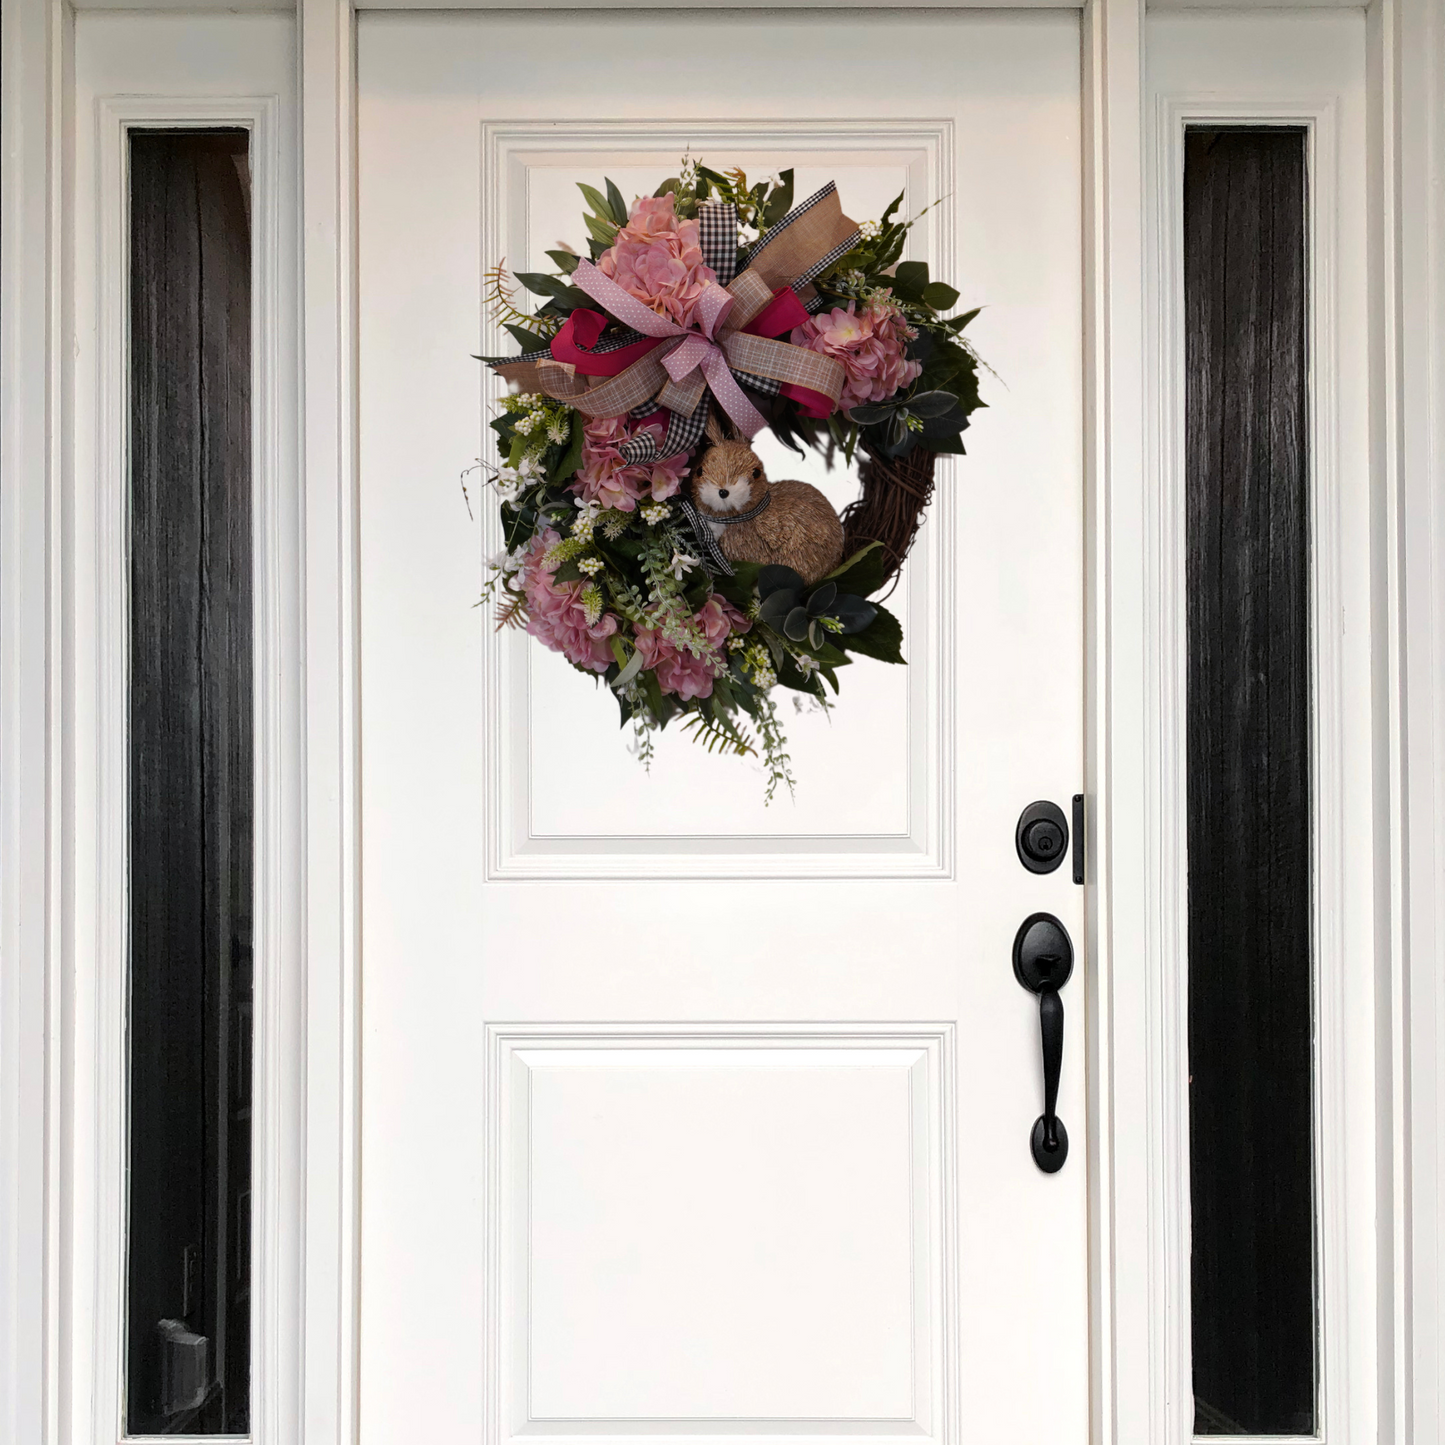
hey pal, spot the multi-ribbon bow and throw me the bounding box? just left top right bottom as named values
left=490, top=183, right=863, bottom=462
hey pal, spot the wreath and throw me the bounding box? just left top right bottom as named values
left=477, top=162, right=985, bottom=799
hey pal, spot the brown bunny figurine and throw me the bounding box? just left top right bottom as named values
left=689, top=441, right=844, bottom=585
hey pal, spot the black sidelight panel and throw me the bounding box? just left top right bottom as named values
left=1184, top=126, right=1317, bottom=1438
left=126, top=130, right=253, bottom=1437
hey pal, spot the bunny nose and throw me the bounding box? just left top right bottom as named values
left=717, top=488, right=729, bottom=499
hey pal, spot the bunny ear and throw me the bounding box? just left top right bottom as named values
left=703, top=403, right=728, bottom=447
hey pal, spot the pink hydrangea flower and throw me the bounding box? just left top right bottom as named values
left=634, top=596, right=750, bottom=702
left=517, top=528, right=617, bottom=673
left=695, top=595, right=751, bottom=648
left=790, top=298, right=922, bottom=412
left=633, top=630, right=718, bottom=701
left=597, top=193, right=718, bottom=329
left=572, top=413, right=688, bottom=512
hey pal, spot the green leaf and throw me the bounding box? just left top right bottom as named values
left=757, top=589, right=799, bottom=631
left=892, top=260, right=930, bottom=302
left=553, top=559, right=584, bottom=584
left=545, top=249, right=581, bottom=275
left=503, top=322, right=549, bottom=353
left=538, top=286, right=594, bottom=312
left=783, top=605, right=810, bottom=642
left=610, top=638, right=645, bottom=691
left=830, top=594, right=877, bottom=634
left=880, top=190, right=905, bottom=226
left=921, top=432, right=968, bottom=456
left=654, top=177, right=681, bottom=198
left=906, top=390, right=959, bottom=419
left=605, top=178, right=629, bottom=226
left=514, top=271, right=573, bottom=299
left=712, top=560, right=761, bottom=611
left=921, top=281, right=960, bottom=312
left=823, top=542, right=889, bottom=598
left=837, top=603, right=905, bottom=665
left=813, top=639, right=851, bottom=668
left=683, top=575, right=712, bottom=611
left=762, top=167, right=795, bottom=228
left=846, top=403, right=896, bottom=427
left=640, top=669, right=666, bottom=719
left=584, top=212, right=620, bottom=246
left=758, top=564, right=807, bottom=598
left=805, top=581, right=838, bottom=616
left=578, top=182, right=622, bottom=225
left=775, top=652, right=819, bottom=693
left=550, top=410, right=585, bottom=485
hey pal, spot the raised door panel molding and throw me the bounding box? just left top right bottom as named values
left=480, top=122, right=955, bottom=881
left=485, top=1025, right=957, bottom=1445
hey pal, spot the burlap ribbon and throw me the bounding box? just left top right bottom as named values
left=491, top=183, right=861, bottom=458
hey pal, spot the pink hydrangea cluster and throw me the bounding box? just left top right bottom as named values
left=597, top=193, right=718, bottom=329
left=572, top=413, right=688, bottom=512
left=790, top=298, right=922, bottom=411
left=517, top=528, right=617, bottom=673
left=635, top=596, right=751, bottom=702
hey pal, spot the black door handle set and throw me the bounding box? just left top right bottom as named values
left=1013, top=799, right=1079, bottom=1174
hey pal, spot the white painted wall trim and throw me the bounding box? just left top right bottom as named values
left=1375, top=0, right=1445, bottom=1438
left=0, top=5, right=67, bottom=1445
left=297, top=2, right=363, bottom=1443
left=1079, top=3, right=1167, bottom=1443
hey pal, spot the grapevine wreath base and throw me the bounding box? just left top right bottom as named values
left=476, top=162, right=985, bottom=800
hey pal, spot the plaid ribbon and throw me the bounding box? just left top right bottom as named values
left=619, top=393, right=710, bottom=465
left=698, top=200, right=739, bottom=286
left=677, top=498, right=733, bottom=575
left=676, top=490, right=773, bottom=576
left=491, top=182, right=861, bottom=458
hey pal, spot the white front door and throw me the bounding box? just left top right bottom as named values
left=356, top=11, right=1087, bottom=1443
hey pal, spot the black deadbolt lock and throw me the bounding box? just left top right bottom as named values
left=1016, top=800, right=1069, bottom=874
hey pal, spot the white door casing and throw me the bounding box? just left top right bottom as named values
left=357, top=10, right=1087, bottom=1444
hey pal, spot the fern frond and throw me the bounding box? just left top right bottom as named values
left=680, top=711, right=756, bottom=758
left=495, top=594, right=527, bottom=631
left=484, top=260, right=554, bottom=338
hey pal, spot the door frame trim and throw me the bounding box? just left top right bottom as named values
left=2, top=1, right=1442, bottom=1442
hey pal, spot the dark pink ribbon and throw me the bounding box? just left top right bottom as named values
left=550, top=308, right=665, bottom=376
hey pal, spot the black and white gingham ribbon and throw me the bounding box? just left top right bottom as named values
left=793, top=232, right=862, bottom=288
left=618, top=392, right=711, bottom=464
left=677, top=498, right=733, bottom=575
left=734, top=370, right=782, bottom=398
left=698, top=200, right=739, bottom=286
left=588, top=326, right=649, bottom=354
left=676, top=491, right=772, bottom=576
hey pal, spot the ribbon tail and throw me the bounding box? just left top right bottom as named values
left=701, top=351, right=768, bottom=439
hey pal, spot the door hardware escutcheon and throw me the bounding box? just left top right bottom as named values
left=1015, top=800, right=1069, bottom=874
left=1013, top=912, right=1074, bottom=1173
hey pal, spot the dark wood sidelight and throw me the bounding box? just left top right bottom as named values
left=126, top=129, right=253, bottom=1437
left=1184, top=126, right=1316, bottom=1437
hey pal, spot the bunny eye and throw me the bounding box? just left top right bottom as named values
left=751, top=466, right=761, bottom=479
